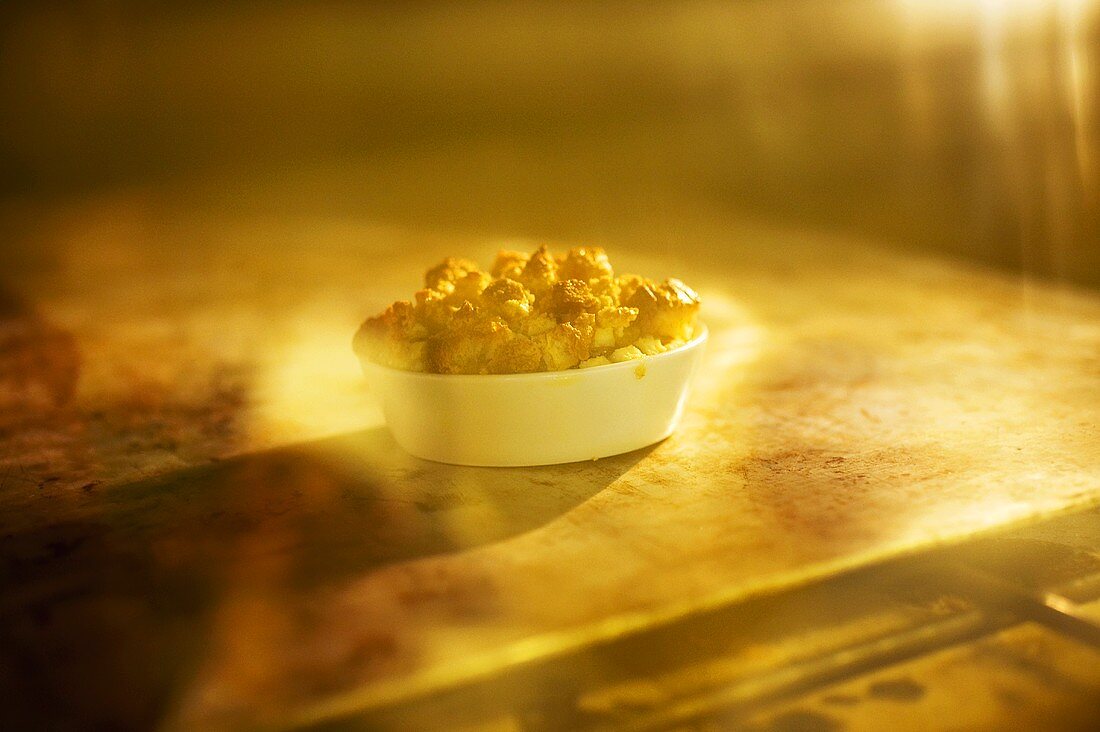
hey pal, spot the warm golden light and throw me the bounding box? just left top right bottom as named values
left=250, top=306, right=382, bottom=445
left=3, top=2, right=1100, bottom=729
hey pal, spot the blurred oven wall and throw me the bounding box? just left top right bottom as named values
left=1, top=0, right=1097, bottom=286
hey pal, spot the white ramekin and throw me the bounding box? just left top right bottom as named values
left=359, top=325, right=707, bottom=466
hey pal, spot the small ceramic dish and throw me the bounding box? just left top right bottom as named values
left=359, top=325, right=707, bottom=466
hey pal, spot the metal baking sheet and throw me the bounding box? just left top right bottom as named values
left=2, top=202, right=1098, bottom=728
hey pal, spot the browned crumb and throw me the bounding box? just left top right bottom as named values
left=353, top=245, right=700, bottom=374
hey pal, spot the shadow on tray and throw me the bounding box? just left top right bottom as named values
left=0, top=426, right=648, bottom=729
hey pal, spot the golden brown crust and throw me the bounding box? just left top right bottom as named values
left=424, top=257, right=479, bottom=291
left=557, top=246, right=613, bottom=282
left=543, top=279, right=600, bottom=322
left=353, top=246, right=699, bottom=374
left=490, top=250, right=529, bottom=280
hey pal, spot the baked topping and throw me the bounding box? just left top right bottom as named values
left=354, top=245, right=700, bottom=374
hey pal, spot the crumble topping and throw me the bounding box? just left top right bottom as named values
left=354, top=245, right=700, bottom=374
